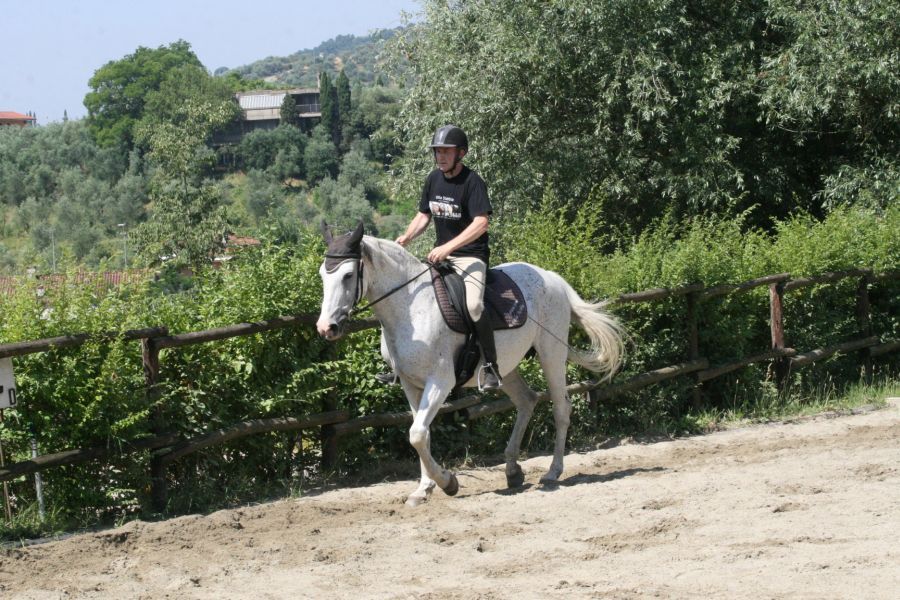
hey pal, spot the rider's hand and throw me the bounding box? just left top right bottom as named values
left=427, top=244, right=452, bottom=264
left=395, top=234, right=410, bottom=247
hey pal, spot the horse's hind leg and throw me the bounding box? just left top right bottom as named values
left=536, top=343, right=571, bottom=484
left=501, top=368, right=539, bottom=488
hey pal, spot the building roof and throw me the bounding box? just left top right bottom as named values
left=235, top=88, right=319, bottom=110
left=0, top=111, right=36, bottom=121
left=0, top=270, right=151, bottom=296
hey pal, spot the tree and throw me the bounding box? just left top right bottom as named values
left=314, top=176, right=373, bottom=230
left=304, top=125, right=340, bottom=184
left=84, top=40, right=204, bottom=148
left=336, top=70, right=352, bottom=132
left=236, top=125, right=307, bottom=178
left=387, top=0, right=899, bottom=239
left=134, top=97, right=236, bottom=269
left=318, top=71, right=340, bottom=147
left=280, top=93, right=301, bottom=127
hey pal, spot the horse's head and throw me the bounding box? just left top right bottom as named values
left=316, top=221, right=366, bottom=340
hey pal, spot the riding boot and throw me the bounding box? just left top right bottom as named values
left=473, top=314, right=502, bottom=390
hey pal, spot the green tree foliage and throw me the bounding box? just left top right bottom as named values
left=84, top=40, right=204, bottom=148
left=0, top=121, right=131, bottom=271
left=134, top=96, right=238, bottom=269
left=236, top=125, right=307, bottom=178
left=304, top=125, right=340, bottom=184
left=758, top=0, right=900, bottom=209
left=336, top=69, right=353, bottom=150
left=314, top=176, right=374, bottom=230
left=351, top=85, right=403, bottom=166
left=279, top=93, right=301, bottom=128
left=388, top=0, right=899, bottom=235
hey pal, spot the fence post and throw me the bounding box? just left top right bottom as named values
left=856, top=274, right=874, bottom=385
left=142, top=337, right=167, bottom=512
left=686, top=290, right=702, bottom=410
left=320, top=345, right=339, bottom=471
left=769, top=281, right=789, bottom=392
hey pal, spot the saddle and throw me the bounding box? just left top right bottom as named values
left=429, top=263, right=527, bottom=387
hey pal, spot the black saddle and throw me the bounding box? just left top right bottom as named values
left=429, top=263, right=528, bottom=334
left=429, top=262, right=528, bottom=388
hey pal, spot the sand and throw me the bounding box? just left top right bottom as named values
left=2, top=398, right=898, bottom=599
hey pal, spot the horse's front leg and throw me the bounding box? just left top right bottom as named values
left=398, top=378, right=437, bottom=502
left=404, top=377, right=457, bottom=507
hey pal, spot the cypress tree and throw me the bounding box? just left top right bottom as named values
left=318, top=71, right=341, bottom=147
left=280, top=93, right=300, bottom=127
left=337, top=70, right=352, bottom=130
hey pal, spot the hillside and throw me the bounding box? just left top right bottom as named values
left=221, top=29, right=403, bottom=87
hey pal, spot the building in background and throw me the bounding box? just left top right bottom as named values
left=214, top=88, right=321, bottom=145
left=0, top=111, right=37, bottom=127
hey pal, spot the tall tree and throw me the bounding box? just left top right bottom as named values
left=280, top=93, right=301, bottom=127
left=318, top=71, right=341, bottom=147
left=133, top=96, right=236, bottom=269
left=336, top=70, right=352, bottom=130
left=84, top=40, right=204, bottom=148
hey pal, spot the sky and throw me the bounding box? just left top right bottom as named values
left=0, top=0, right=420, bottom=124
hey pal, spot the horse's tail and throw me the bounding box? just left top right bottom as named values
left=564, top=283, right=625, bottom=380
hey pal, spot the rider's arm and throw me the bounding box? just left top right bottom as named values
left=426, top=214, right=489, bottom=263
left=396, top=211, right=432, bottom=247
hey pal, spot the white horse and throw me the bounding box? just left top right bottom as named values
left=315, top=222, right=624, bottom=506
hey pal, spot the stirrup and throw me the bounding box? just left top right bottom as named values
left=375, top=371, right=399, bottom=385
left=477, top=363, right=502, bottom=391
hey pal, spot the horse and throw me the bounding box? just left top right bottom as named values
left=315, top=222, right=624, bottom=507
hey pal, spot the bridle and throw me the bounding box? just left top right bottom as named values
left=323, top=249, right=432, bottom=318
left=323, top=250, right=366, bottom=311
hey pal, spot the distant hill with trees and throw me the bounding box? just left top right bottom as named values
left=220, top=29, right=403, bottom=88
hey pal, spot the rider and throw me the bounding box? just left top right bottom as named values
left=385, top=124, right=502, bottom=390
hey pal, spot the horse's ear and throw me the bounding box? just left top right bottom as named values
left=348, top=220, right=364, bottom=246
left=321, top=221, right=333, bottom=244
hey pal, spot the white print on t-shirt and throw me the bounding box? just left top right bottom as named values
left=429, top=197, right=461, bottom=219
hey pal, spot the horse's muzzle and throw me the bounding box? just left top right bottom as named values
left=316, top=318, right=347, bottom=341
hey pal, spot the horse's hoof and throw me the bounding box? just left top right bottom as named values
left=506, top=465, right=525, bottom=488
left=405, top=494, right=427, bottom=507
left=539, top=472, right=561, bottom=486
left=441, top=473, right=459, bottom=497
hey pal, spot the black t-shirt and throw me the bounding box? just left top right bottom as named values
left=418, top=166, right=492, bottom=262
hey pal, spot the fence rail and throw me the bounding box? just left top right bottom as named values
left=0, top=268, right=898, bottom=514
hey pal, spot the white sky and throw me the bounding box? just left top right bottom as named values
left=0, top=0, right=420, bottom=123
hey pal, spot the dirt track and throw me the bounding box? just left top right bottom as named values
left=2, top=399, right=899, bottom=599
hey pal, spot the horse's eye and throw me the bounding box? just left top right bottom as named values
left=343, top=272, right=353, bottom=281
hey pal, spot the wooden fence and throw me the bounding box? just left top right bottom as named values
left=0, top=268, right=898, bottom=512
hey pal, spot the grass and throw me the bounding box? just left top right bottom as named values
left=689, top=375, right=898, bottom=432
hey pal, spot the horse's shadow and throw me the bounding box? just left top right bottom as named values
left=544, top=466, right=667, bottom=490
left=480, top=466, right=667, bottom=497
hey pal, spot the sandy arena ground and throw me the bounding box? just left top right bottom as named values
left=2, top=398, right=899, bottom=599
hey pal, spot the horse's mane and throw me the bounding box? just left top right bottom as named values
left=362, top=235, right=424, bottom=273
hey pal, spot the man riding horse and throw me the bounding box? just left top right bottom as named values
left=388, top=125, right=502, bottom=390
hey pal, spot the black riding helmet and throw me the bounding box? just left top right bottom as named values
left=429, top=125, right=468, bottom=151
